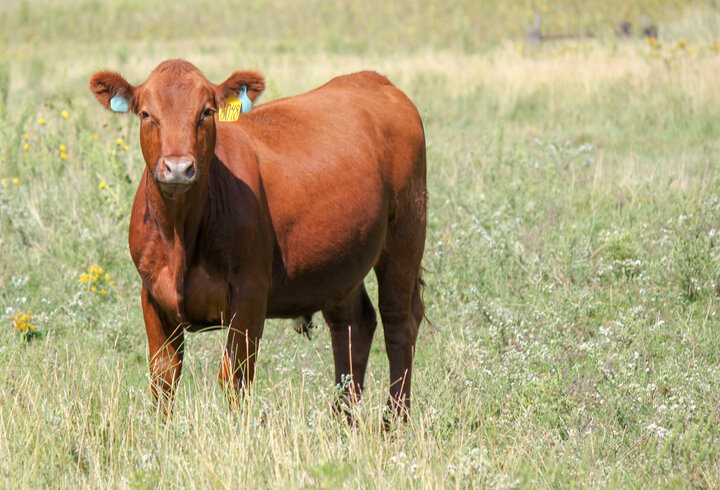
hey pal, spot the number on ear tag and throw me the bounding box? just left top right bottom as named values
left=219, top=85, right=252, bottom=122
left=218, top=94, right=243, bottom=122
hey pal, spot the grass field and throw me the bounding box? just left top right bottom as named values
left=2, top=0, right=720, bottom=487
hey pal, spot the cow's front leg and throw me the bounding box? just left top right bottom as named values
left=218, top=287, right=267, bottom=401
left=142, top=285, right=184, bottom=416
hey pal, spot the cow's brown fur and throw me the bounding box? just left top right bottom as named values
left=89, top=59, right=427, bottom=420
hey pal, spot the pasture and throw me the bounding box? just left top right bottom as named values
left=1, top=0, right=720, bottom=487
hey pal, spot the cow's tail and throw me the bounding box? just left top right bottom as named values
left=416, top=272, right=433, bottom=329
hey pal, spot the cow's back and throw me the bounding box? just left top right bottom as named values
left=219, top=72, right=426, bottom=316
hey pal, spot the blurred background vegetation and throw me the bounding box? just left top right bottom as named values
left=0, top=0, right=715, bottom=55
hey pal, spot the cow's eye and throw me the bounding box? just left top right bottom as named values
left=140, top=111, right=159, bottom=128
left=197, top=108, right=214, bottom=127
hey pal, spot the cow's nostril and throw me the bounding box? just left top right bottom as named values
left=158, top=157, right=197, bottom=185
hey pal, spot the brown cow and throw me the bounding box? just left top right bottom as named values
left=89, top=59, right=426, bottom=420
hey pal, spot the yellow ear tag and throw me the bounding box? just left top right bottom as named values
left=218, top=94, right=243, bottom=122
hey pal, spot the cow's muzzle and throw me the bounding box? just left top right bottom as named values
left=155, top=156, right=198, bottom=193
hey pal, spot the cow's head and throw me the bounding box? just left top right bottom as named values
left=89, top=60, right=264, bottom=198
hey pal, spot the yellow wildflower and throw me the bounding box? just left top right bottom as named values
left=12, top=178, right=18, bottom=185
left=123, top=145, right=129, bottom=152
left=23, top=143, right=29, bottom=151
left=61, top=110, right=69, bottom=120
left=38, top=118, right=46, bottom=125
left=11, top=311, right=35, bottom=333
left=98, top=181, right=106, bottom=190
left=80, top=264, right=103, bottom=284
left=61, top=152, right=67, bottom=160
left=1, top=178, right=7, bottom=187
left=80, top=264, right=113, bottom=294
left=116, top=138, right=123, bottom=146
left=59, top=144, right=67, bottom=152
left=92, top=133, right=99, bottom=140
left=23, top=133, right=29, bottom=141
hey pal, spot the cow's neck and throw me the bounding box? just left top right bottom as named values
left=146, top=172, right=209, bottom=316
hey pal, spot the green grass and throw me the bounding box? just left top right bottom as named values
left=2, top=0, right=720, bottom=487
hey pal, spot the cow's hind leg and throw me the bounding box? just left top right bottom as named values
left=322, top=283, right=377, bottom=418
left=374, top=208, right=426, bottom=422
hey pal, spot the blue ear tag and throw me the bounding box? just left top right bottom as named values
left=238, top=85, right=252, bottom=113
left=110, top=94, right=129, bottom=113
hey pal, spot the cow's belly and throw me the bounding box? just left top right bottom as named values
left=266, top=203, right=388, bottom=317
left=257, top=130, right=392, bottom=316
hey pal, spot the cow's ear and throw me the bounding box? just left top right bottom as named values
left=89, top=71, right=137, bottom=113
left=216, top=71, right=265, bottom=105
